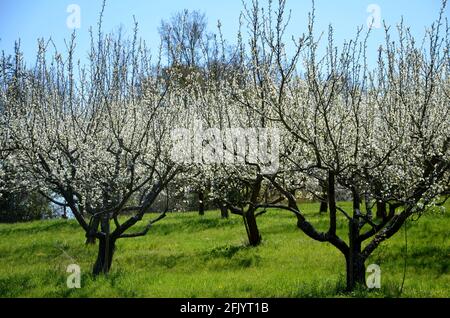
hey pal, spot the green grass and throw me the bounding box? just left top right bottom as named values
left=0, top=202, right=449, bottom=298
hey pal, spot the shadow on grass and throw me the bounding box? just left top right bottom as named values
left=371, top=245, right=450, bottom=276
left=209, top=244, right=251, bottom=259
left=0, top=220, right=80, bottom=236
left=291, top=277, right=405, bottom=298
left=137, top=214, right=241, bottom=236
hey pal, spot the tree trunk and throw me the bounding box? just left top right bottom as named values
left=220, top=204, right=229, bottom=219
left=93, top=237, right=116, bottom=275
left=319, top=182, right=328, bottom=213
left=92, top=216, right=115, bottom=275
left=85, top=236, right=97, bottom=245
left=346, top=218, right=366, bottom=291
left=345, top=252, right=366, bottom=291
left=243, top=209, right=261, bottom=246
left=62, top=206, right=68, bottom=219
left=319, top=201, right=328, bottom=213
left=374, top=183, right=386, bottom=219
left=376, top=201, right=387, bottom=219
left=198, top=191, right=205, bottom=216
left=85, top=216, right=100, bottom=245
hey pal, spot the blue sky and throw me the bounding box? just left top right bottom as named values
left=0, top=0, right=448, bottom=68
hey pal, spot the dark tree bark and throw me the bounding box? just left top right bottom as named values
left=85, top=236, right=97, bottom=245
left=376, top=201, right=387, bottom=220
left=345, top=253, right=366, bottom=291
left=62, top=206, right=68, bottom=219
left=93, top=236, right=116, bottom=275
left=243, top=208, right=261, bottom=246
left=93, top=217, right=115, bottom=275
left=374, top=182, right=387, bottom=219
left=242, top=176, right=264, bottom=246
left=85, top=217, right=100, bottom=245
left=319, top=201, right=328, bottom=214
left=226, top=177, right=263, bottom=246
left=214, top=199, right=229, bottom=218
left=220, top=204, right=229, bottom=219
left=319, top=182, right=328, bottom=213
left=198, top=191, right=205, bottom=216
left=346, top=218, right=366, bottom=291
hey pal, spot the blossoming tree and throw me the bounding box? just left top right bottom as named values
left=1, top=25, right=189, bottom=274
left=248, top=0, right=450, bottom=290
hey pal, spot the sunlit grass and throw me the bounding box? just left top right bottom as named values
left=0, top=201, right=448, bottom=298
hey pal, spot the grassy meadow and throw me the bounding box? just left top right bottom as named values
left=0, top=202, right=449, bottom=298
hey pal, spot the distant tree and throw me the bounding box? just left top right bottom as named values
left=0, top=44, right=53, bottom=223
left=0, top=191, right=53, bottom=223
left=159, top=9, right=208, bottom=68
